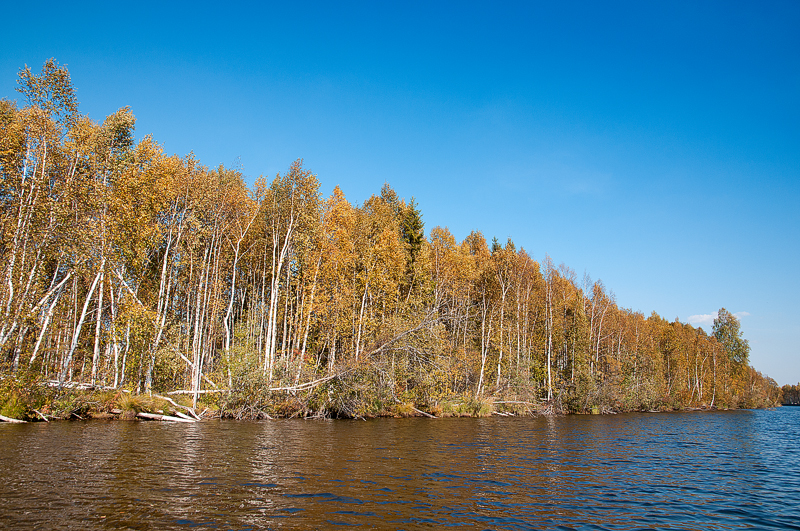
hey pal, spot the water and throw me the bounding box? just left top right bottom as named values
left=1, top=408, right=798, bottom=530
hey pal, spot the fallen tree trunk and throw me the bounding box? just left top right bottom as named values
left=0, top=413, right=26, bottom=423
left=167, top=389, right=227, bottom=395
left=411, top=406, right=437, bottom=419
left=269, top=373, right=339, bottom=392
left=152, top=394, right=201, bottom=420
left=136, top=412, right=196, bottom=423
left=42, top=380, right=118, bottom=391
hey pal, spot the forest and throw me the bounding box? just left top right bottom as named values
left=0, top=60, right=782, bottom=421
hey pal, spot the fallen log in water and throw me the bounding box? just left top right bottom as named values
left=411, top=406, right=437, bottom=418
left=152, top=394, right=201, bottom=420
left=0, top=413, right=27, bottom=423
left=136, top=412, right=196, bottom=423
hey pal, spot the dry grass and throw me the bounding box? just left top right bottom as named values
left=116, top=393, right=171, bottom=417
left=394, top=402, right=416, bottom=417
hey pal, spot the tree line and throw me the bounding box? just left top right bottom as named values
left=781, top=385, right=800, bottom=405
left=0, top=60, right=781, bottom=417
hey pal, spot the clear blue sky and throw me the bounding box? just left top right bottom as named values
left=2, top=1, right=798, bottom=384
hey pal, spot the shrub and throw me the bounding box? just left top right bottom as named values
left=0, top=372, right=49, bottom=420
left=456, top=395, right=494, bottom=417
left=394, top=402, right=415, bottom=417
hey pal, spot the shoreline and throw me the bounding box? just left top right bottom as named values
left=0, top=386, right=782, bottom=424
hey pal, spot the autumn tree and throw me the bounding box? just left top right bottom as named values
left=712, top=308, right=749, bottom=367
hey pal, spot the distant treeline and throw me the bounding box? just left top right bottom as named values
left=0, top=60, right=781, bottom=418
left=781, top=385, right=800, bottom=405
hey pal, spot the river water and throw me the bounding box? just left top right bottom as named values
left=1, top=407, right=798, bottom=530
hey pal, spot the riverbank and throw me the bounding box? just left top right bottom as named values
left=0, top=384, right=544, bottom=423
left=0, top=375, right=778, bottom=424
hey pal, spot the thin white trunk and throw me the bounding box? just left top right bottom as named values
left=224, top=209, right=257, bottom=352
left=60, top=263, right=104, bottom=383
left=121, top=321, right=131, bottom=386
left=264, top=213, right=294, bottom=378
left=296, top=251, right=322, bottom=384
left=90, top=267, right=105, bottom=385
left=110, top=283, right=121, bottom=388
left=28, top=271, right=74, bottom=366
left=355, top=277, right=369, bottom=361
left=28, top=288, right=63, bottom=366
left=476, top=294, right=489, bottom=398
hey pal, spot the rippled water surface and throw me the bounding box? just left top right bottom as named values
left=1, top=408, right=798, bottom=530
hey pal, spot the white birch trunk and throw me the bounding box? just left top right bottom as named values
left=60, top=263, right=104, bottom=383
left=90, top=267, right=105, bottom=385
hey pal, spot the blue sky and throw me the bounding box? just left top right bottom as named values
left=2, top=1, right=798, bottom=384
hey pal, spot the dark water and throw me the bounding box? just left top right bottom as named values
left=1, top=408, right=798, bottom=530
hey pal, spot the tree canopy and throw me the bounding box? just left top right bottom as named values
left=713, top=308, right=750, bottom=366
